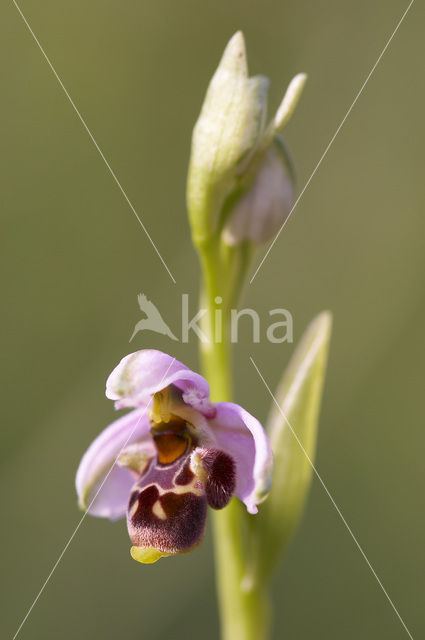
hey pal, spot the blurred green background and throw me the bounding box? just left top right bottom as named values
left=2, top=1, right=423, bottom=638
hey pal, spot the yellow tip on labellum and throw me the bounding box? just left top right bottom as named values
left=130, top=546, right=173, bottom=564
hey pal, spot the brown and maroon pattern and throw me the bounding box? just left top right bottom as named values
left=194, top=448, right=236, bottom=509
left=127, top=415, right=236, bottom=555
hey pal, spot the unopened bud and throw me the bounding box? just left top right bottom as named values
left=222, top=137, right=294, bottom=245
left=187, top=32, right=269, bottom=244
left=187, top=32, right=306, bottom=251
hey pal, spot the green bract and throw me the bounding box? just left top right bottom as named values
left=250, top=311, right=332, bottom=585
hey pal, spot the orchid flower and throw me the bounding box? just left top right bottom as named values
left=76, top=350, right=273, bottom=564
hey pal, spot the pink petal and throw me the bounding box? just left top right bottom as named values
left=75, top=408, right=154, bottom=520
left=106, top=350, right=214, bottom=417
left=210, top=403, right=273, bottom=514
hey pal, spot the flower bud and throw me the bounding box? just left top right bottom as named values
left=187, top=32, right=306, bottom=249
left=222, top=137, right=294, bottom=245
left=187, top=31, right=268, bottom=244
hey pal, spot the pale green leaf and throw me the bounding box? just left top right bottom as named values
left=250, top=311, right=332, bottom=585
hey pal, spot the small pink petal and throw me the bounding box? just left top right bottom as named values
left=75, top=408, right=154, bottom=520
left=210, top=403, right=273, bottom=514
left=106, top=350, right=212, bottom=415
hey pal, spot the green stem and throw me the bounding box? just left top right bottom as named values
left=198, top=240, right=270, bottom=640
left=211, top=501, right=271, bottom=640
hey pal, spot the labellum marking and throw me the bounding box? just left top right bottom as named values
left=127, top=413, right=237, bottom=562
left=152, top=500, right=167, bottom=520
left=129, top=499, right=139, bottom=519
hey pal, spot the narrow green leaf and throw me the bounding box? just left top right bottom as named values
left=250, top=311, right=332, bottom=584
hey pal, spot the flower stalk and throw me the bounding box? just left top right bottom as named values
left=199, top=282, right=270, bottom=640
left=197, top=227, right=270, bottom=638
left=189, top=31, right=332, bottom=640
